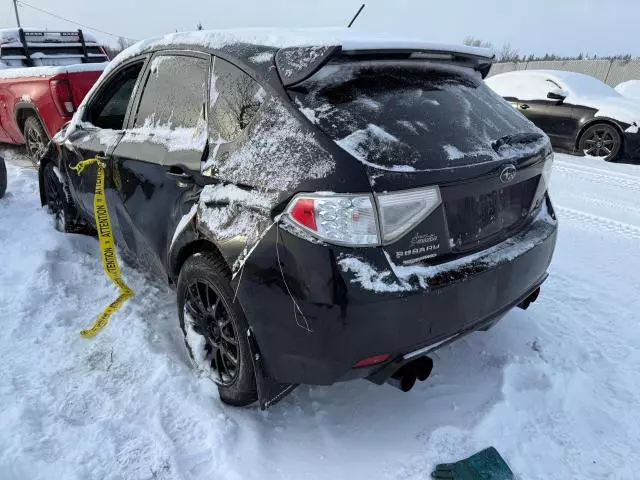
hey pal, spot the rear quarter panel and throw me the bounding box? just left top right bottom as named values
left=0, top=69, right=104, bottom=144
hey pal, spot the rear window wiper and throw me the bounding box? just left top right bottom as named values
left=492, top=132, right=543, bottom=151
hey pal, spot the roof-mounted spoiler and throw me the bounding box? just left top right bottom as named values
left=276, top=45, right=495, bottom=87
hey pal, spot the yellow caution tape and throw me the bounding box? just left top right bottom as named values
left=70, top=158, right=134, bottom=337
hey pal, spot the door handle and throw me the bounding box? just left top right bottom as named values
left=165, top=167, right=194, bottom=184
left=520, top=104, right=530, bottom=110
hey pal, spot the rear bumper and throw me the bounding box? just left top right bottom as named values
left=237, top=196, right=558, bottom=386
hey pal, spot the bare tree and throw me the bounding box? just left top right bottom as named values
left=196, top=22, right=203, bottom=31
left=213, top=71, right=264, bottom=140
left=462, top=36, right=493, bottom=48
left=498, top=43, right=520, bottom=62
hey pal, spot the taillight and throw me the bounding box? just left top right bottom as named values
left=376, top=187, right=441, bottom=243
left=287, top=194, right=379, bottom=246
left=285, top=186, right=441, bottom=247
left=50, top=80, right=75, bottom=116
left=540, top=153, right=554, bottom=192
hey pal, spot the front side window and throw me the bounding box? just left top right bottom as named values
left=87, top=62, right=143, bottom=130
left=209, top=56, right=266, bottom=142
left=134, top=55, right=209, bottom=130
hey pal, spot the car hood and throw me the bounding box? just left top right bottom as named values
left=574, top=94, right=640, bottom=126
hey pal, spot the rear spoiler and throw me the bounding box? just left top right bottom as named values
left=276, top=45, right=495, bottom=87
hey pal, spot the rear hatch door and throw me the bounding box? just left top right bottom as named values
left=289, top=58, right=551, bottom=264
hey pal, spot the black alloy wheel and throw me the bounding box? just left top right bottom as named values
left=579, top=124, right=622, bottom=162
left=24, top=116, right=49, bottom=168
left=184, top=279, right=240, bottom=386
left=177, top=252, right=258, bottom=406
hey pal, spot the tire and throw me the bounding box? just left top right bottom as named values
left=0, top=157, right=6, bottom=199
left=578, top=123, right=622, bottom=162
left=42, top=162, right=81, bottom=233
left=177, top=252, right=258, bottom=406
left=23, top=116, right=49, bottom=168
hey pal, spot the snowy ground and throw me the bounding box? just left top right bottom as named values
left=1, top=147, right=639, bottom=480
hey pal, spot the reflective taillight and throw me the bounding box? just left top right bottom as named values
left=541, top=153, right=554, bottom=192
left=285, top=186, right=441, bottom=247
left=377, top=187, right=441, bottom=243
left=287, top=194, right=379, bottom=246
left=50, top=79, right=75, bottom=116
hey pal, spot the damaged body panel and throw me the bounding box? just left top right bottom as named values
left=40, top=30, right=556, bottom=408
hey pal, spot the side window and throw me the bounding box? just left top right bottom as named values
left=209, top=56, right=266, bottom=141
left=134, top=55, right=208, bottom=130
left=520, top=77, right=556, bottom=101
left=87, top=62, right=143, bottom=130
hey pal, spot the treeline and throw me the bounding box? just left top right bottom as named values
left=463, top=36, right=637, bottom=63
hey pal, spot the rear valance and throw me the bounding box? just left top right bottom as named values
left=276, top=45, right=495, bottom=86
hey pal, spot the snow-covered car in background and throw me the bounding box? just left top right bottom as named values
left=39, top=30, right=557, bottom=408
left=616, top=80, right=640, bottom=101
left=486, top=70, right=640, bottom=162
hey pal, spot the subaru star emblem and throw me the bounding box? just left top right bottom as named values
left=500, top=165, right=517, bottom=183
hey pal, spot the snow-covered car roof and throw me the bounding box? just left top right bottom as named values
left=616, top=80, right=640, bottom=100
left=0, top=28, right=100, bottom=45
left=488, top=69, right=619, bottom=97
left=108, top=28, right=495, bottom=79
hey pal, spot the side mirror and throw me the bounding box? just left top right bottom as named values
left=547, top=88, right=568, bottom=102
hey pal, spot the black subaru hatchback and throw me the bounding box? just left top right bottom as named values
left=39, top=31, right=557, bottom=408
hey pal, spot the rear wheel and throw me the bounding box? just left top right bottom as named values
left=177, top=252, right=258, bottom=407
left=23, top=116, right=49, bottom=168
left=578, top=123, right=622, bottom=162
left=42, top=162, right=81, bottom=233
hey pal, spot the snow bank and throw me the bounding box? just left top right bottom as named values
left=2, top=150, right=640, bottom=479
left=0, top=62, right=107, bottom=79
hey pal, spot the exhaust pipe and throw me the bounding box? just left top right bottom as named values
left=386, top=356, right=434, bottom=392
left=518, top=287, right=540, bottom=310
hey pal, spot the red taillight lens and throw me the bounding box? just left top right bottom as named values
left=286, top=194, right=379, bottom=246
left=352, top=353, right=391, bottom=368
left=50, top=80, right=75, bottom=116
left=289, top=198, right=317, bottom=231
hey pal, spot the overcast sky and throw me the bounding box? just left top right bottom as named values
left=3, top=0, right=639, bottom=57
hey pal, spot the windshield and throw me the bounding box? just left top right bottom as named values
left=289, top=62, right=544, bottom=171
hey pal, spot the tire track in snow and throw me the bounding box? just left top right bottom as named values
left=557, top=206, right=640, bottom=240
left=554, top=162, right=640, bottom=193
left=562, top=193, right=640, bottom=216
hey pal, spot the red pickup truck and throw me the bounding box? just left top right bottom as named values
left=0, top=28, right=109, bottom=166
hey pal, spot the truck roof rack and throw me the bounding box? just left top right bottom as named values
left=0, top=28, right=107, bottom=67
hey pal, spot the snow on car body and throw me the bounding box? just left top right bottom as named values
left=616, top=79, right=640, bottom=101
left=39, top=29, right=557, bottom=408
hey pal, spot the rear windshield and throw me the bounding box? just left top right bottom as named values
left=289, top=62, right=543, bottom=171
